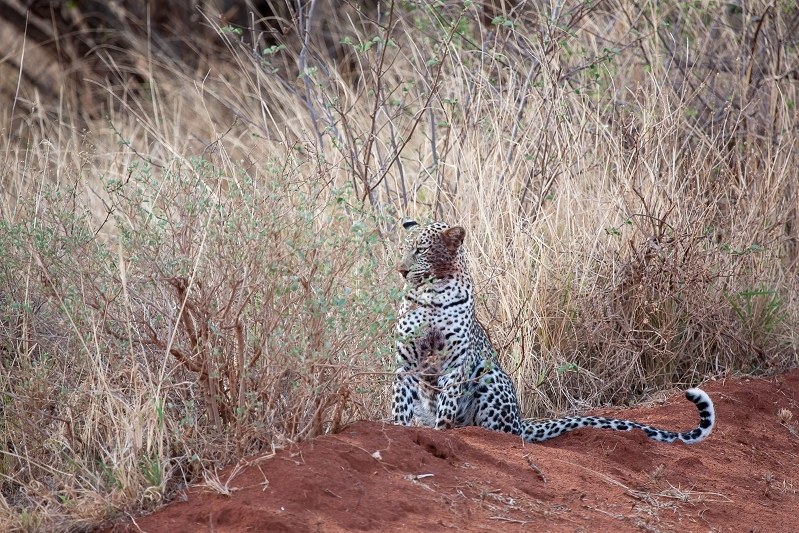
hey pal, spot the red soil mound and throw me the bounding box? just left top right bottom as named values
left=102, top=370, right=799, bottom=533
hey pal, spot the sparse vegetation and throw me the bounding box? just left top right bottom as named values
left=1, top=0, right=798, bottom=529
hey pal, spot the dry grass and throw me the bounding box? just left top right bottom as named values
left=1, top=0, right=798, bottom=529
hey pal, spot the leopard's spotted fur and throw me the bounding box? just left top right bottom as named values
left=391, top=220, right=715, bottom=443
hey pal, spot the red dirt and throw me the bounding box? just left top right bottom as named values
left=103, top=371, right=799, bottom=533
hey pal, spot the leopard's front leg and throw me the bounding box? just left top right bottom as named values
left=435, top=367, right=465, bottom=429
left=392, top=365, right=418, bottom=426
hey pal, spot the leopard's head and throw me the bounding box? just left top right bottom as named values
left=396, top=220, right=466, bottom=286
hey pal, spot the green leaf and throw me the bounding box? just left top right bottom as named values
left=557, top=363, right=578, bottom=375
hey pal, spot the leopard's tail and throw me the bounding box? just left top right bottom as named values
left=519, top=388, right=714, bottom=444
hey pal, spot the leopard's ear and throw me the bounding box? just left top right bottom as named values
left=402, top=219, right=419, bottom=230
left=440, top=226, right=466, bottom=252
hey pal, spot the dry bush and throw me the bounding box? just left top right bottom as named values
left=1, top=0, right=798, bottom=529
left=0, top=154, right=397, bottom=528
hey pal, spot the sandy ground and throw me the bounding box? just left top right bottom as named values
left=101, top=370, right=799, bottom=533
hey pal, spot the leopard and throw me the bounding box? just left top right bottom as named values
left=391, top=220, right=715, bottom=444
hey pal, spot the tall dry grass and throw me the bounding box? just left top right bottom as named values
left=1, top=0, right=798, bottom=529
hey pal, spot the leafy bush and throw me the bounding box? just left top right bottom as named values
left=0, top=152, right=396, bottom=528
